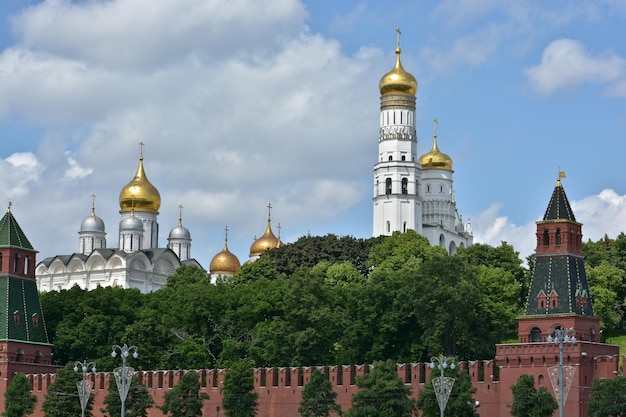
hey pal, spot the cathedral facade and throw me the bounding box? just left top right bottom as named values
left=373, top=34, right=472, bottom=253
left=35, top=154, right=203, bottom=293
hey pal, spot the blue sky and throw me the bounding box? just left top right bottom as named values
left=1, top=0, right=626, bottom=268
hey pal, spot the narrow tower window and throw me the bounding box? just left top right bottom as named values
left=388, top=155, right=393, bottom=161
left=556, top=228, right=561, bottom=245
left=385, top=178, right=392, bottom=195
left=542, top=229, right=549, bottom=246
left=401, top=178, right=408, bottom=194
left=386, top=221, right=391, bottom=233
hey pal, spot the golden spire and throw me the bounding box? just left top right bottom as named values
left=556, top=171, right=566, bottom=187
left=379, top=27, right=418, bottom=96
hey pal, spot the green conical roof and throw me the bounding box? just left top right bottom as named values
left=0, top=204, right=34, bottom=250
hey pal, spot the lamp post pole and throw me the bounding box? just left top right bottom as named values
left=547, top=327, right=576, bottom=417
left=73, top=360, right=96, bottom=417
left=430, top=355, right=456, bottom=417
left=111, top=343, right=138, bottom=417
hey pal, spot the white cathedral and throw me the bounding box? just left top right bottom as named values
left=35, top=32, right=471, bottom=293
left=372, top=32, right=472, bottom=253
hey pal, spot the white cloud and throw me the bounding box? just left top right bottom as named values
left=472, top=189, right=626, bottom=262
left=0, top=152, right=42, bottom=197
left=64, top=155, right=92, bottom=179
left=524, top=38, right=626, bottom=95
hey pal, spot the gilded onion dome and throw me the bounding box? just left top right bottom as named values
left=249, top=205, right=282, bottom=257
left=119, top=156, right=161, bottom=212
left=379, top=33, right=417, bottom=96
left=210, top=228, right=240, bottom=275
left=418, top=119, right=453, bottom=170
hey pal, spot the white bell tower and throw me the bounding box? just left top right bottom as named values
left=373, top=29, right=423, bottom=237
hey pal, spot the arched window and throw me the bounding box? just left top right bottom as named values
left=13, top=253, right=19, bottom=272
left=543, top=229, right=549, bottom=246
left=388, top=155, right=393, bottom=161
left=386, top=221, right=391, bottom=233
left=401, top=178, right=408, bottom=194
left=24, top=256, right=29, bottom=275
left=401, top=155, right=406, bottom=161
left=530, top=327, right=542, bottom=342
left=556, top=228, right=561, bottom=245
left=0, top=252, right=3, bottom=271
left=403, top=222, right=407, bottom=233
left=385, top=178, right=392, bottom=195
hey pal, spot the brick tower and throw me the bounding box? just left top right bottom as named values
left=0, top=203, right=56, bottom=409
left=496, top=176, right=619, bottom=417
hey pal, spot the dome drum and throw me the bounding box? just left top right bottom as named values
left=380, top=94, right=416, bottom=111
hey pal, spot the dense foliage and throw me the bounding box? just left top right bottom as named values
left=509, top=374, right=557, bottom=417
left=298, top=370, right=343, bottom=417
left=221, top=360, right=258, bottom=417
left=345, top=360, right=416, bottom=417
left=158, top=371, right=208, bottom=417
left=3, top=373, right=37, bottom=417
left=41, top=364, right=91, bottom=417
left=101, top=375, right=154, bottom=417
left=38, top=231, right=626, bottom=371
left=587, top=376, right=626, bottom=417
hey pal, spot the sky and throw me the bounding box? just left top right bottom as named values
left=1, top=0, right=626, bottom=269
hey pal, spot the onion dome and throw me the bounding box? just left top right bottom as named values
left=418, top=119, right=453, bottom=170
left=80, top=198, right=105, bottom=233
left=119, top=155, right=161, bottom=212
left=210, top=227, right=240, bottom=275
left=120, top=211, right=143, bottom=231
left=169, top=211, right=191, bottom=240
left=249, top=205, right=282, bottom=257
left=379, top=46, right=417, bottom=96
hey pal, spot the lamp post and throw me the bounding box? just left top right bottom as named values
left=547, top=327, right=576, bottom=417
left=111, top=343, right=138, bottom=417
left=73, top=360, right=96, bottom=417
left=430, top=355, right=456, bottom=417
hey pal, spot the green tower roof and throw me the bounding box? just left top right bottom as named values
left=0, top=204, right=34, bottom=250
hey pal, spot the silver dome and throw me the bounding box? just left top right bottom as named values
left=120, top=216, right=143, bottom=231
left=169, top=225, right=191, bottom=240
left=80, top=214, right=105, bottom=233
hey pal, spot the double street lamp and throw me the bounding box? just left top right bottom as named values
left=547, top=327, right=577, bottom=417
left=74, top=360, right=96, bottom=417
left=111, top=343, right=138, bottom=417
left=430, top=355, right=456, bottom=417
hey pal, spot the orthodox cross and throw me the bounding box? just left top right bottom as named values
left=178, top=204, right=184, bottom=225
left=267, top=203, right=272, bottom=221
left=433, top=118, right=439, bottom=138
left=396, top=27, right=402, bottom=49
left=91, top=194, right=97, bottom=215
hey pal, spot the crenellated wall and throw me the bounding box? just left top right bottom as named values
left=25, top=361, right=503, bottom=417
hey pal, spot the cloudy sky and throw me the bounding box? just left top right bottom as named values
left=1, top=0, right=626, bottom=268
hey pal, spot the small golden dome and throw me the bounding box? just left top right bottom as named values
left=379, top=47, right=417, bottom=96
left=119, top=157, right=161, bottom=212
left=210, top=244, right=241, bottom=275
left=249, top=221, right=281, bottom=257
left=419, top=136, right=453, bottom=170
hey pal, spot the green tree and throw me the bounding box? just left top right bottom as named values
left=298, top=370, right=343, bottom=417
left=42, top=364, right=91, bottom=417
left=587, top=376, right=626, bottom=417
left=3, top=373, right=37, bottom=417
left=222, top=360, right=258, bottom=417
left=509, top=374, right=557, bottom=417
left=587, top=261, right=626, bottom=332
left=101, top=375, right=154, bottom=417
left=416, top=361, right=476, bottom=417
left=159, top=371, right=208, bottom=417
left=346, top=360, right=416, bottom=417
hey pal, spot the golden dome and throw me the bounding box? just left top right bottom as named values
left=249, top=221, right=282, bottom=257
left=119, top=156, right=161, bottom=212
left=379, top=47, right=417, bottom=96
left=210, top=244, right=241, bottom=275
left=419, top=135, right=453, bottom=170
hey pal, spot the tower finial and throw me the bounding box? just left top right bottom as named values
left=139, top=141, right=145, bottom=160
left=91, top=194, right=96, bottom=216
left=7, top=200, right=12, bottom=213
left=277, top=223, right=282, bottom=240
left=557, top=170, right=566, bottom=187
left=396, top=27, right=402, bottom=50
left=267, top=203, right=272, bottom=222
left=433, top=118, right=438, bottom=139
left=224, top=225, right=229, bottom=245
left=178, top=204, right=184, bottom=226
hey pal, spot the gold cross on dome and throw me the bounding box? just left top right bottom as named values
left=433, top=118, right=438, bottom=138
left=396, top=27, right=402, bottom=49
